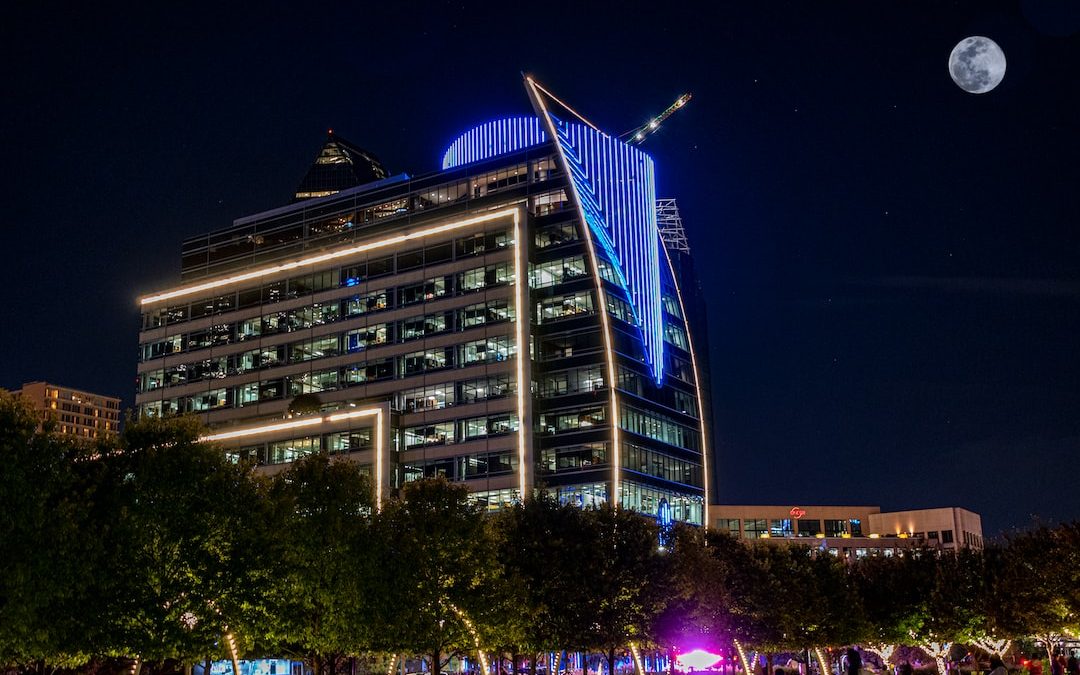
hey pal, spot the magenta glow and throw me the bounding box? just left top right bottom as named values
left=677, top=650, right=723, bottom=670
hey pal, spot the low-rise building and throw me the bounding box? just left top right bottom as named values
left=13, top=381, right=121, bottom=440
left=709, top=504, right=983, bottom=555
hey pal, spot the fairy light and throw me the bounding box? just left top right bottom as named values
left=629, top=643, right=645, bottom=675
left=734, top=640, right=751, bottom=675
left=866, top=644, right=896, bottom=666
left=386, top=654, right=397, bottom=675
left=813, top=648, right=830, bottom=675
left=974, top=639, right=1010, bottom=657
left=224, top=628, right=241, bottom=675
left=448, top=603, right=489, bottom=675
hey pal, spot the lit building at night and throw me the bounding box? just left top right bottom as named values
left=134, top=79, right=710, bottom=523
left=710, top=504, right=983, bottom=556
left=13, top=381, right=121, bottom=440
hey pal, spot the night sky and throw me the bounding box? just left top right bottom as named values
left=3, top=2, right=1079, bottom=535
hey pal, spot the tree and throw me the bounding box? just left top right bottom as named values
left=908, top=548, right=986, bottom=675
left=264, top=453, right=377, bottom=675
left=570, top=505, right=667, bottom=675
left=987, top=524, right=1080, bottom=659
left=374, top=478, right=499, bottom=675
left=0, top=391, right=102, bottom=669
left=490, top=495, right=598, bottom=672
left=851, top=554, right=933, bottom=650
left=99, top=415, right=264, bottom=666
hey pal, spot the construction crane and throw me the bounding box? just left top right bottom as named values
left=619, top=93, right=692, bottom=145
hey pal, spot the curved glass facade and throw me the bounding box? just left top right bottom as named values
left=136, top=81, right=709, bottom=524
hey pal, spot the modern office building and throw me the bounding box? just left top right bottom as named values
left=135, top=79, right=709, bottom=523
left=710, top=504, right=984, bottom=551
left=13, top=381, right=121, bottom=440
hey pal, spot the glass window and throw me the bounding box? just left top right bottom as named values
left=399, top=276, right=449, bottom=305
left=539, top=366, right=605, bottom=398
left=288, top=369, right=339, bottom=395
left=530, top=255, right=588, bottom=289
left=531, top=189, right=569, bottom=216
left=403, top=422, right=455, bottom=448
left=539, top=406, right=606, bottom=434
left=346, top=324, right=389, bottom=352
left=268, top=436, right=320, bottom=464
left=743, top=519, right=768, bottom=539
left=461, top=336, right=512, bottom=365
left=539, top=442, right=608, bottom=474
left=825, top=519, right=848, bottom=537
left=399, top=348, right=451, bottom=376
left=535, top=221, right=578, bottom=248
left=327, top=430, right=372, bottom=454
left=716, top=519, right=741, bottom=534
left=770, top=519, right=795, bottom=537
left=237, top=317, right=261, bottom=341
left=397, top=384, right=455, bottom=412
left=236, top=382, right=259, bottom=407
left=458, top=262, right=511, bottom=292
left=619, top=406, right=700, bottom=452
left=290, top=335, right=340, bottom=363
left=344, top=290, right=389, bottom=316
left=661, top=294, right=683, bottom=319
left=343, top=359, right=393, bottom=385
left=459, top=376, right=513, bottom=404
left=399, top=313, right=448, bottom=341
left=797, top=519, right=822, bottom=537
left=537, top=292, right=594, bottom=323
left=664, top=322, right=689, bottom=350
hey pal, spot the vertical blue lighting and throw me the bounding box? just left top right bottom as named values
left=552, top=117, right=665, bottom=384
left=440, top=113, right=666, bottom=382
left=441, top=117, right=549, bottom=169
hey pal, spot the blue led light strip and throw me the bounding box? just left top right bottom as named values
left=552, top=118, right=665, bottom=383
left=441, top=117, right=548, bottom=169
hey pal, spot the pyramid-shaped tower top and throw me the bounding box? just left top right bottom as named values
left=292, top=130, right=390, bottom=202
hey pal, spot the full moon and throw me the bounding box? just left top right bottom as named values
left=949, top=36, right=1006, bottom=94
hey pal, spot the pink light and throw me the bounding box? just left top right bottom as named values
left=677, top=650, right=723, bottom=671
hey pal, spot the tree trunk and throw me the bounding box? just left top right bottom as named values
left=607, top=648, right=617, bottom=675
left=765, top=653, right=773, bottom=675
left=313, top=655, right=322, bottom=675
left=432, top=650, right=442, bottom=675
left=530, top=654, right=538, bottom=675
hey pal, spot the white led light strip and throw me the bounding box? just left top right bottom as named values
left=140, top=209, right=521, bottom=306
left=201, top=407, right=387, bottom=506
left=191, top=206, right=530, bottom=506
left=660, top=245, right=711, bottom=526
left=526, top=76, right=624, bottom=507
